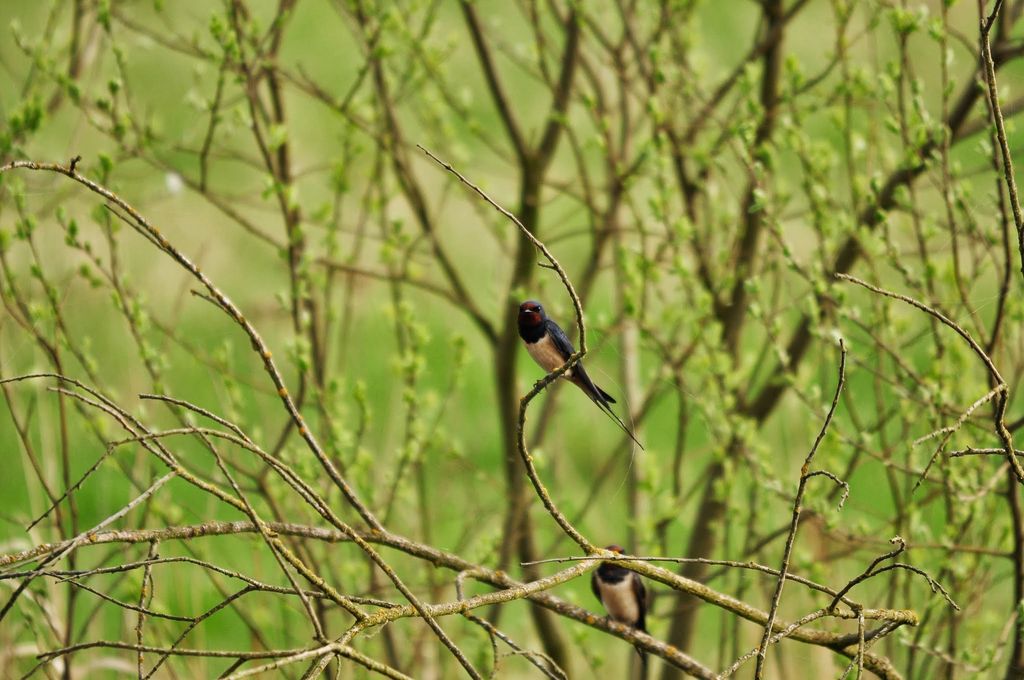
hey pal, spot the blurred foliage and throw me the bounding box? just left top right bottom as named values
left=2, top=0, right=1024, bottom=678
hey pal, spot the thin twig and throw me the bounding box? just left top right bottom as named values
left=838, top=273, right=1024, bottom=484
left=418, top=146, right=593, bottom=551
left=979, top=0, right=1024, bottom=282
left=754, top=340, right=847, bottom=678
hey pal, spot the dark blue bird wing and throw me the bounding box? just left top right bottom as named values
left=546, top=319, right=616, bottom=405
left=633, top=574, right=647, bottom=632
left=632, top=573, right=648, bottom=667
left=544, top=319, right=576, bottom=361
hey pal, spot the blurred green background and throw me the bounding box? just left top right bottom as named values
left=2, top=1, right=1024, bottom=678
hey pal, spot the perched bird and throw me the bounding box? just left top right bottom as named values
left=517, top=299, right=643, bottom=449
left=592, top=545, right=648, bottom=667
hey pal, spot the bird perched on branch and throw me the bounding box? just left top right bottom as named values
left=517, top=299, right=643, bottom=449
left=592, top=545, right=648, bottom=668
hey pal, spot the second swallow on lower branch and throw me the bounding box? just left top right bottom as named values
left=592, top=544, right=649, bottom=668
left=517, top=299, right=643, bottom=449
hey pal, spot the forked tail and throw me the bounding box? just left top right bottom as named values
left=598, top=400, right=644, bottom=450
left=635, top=645, right=648, bottom=678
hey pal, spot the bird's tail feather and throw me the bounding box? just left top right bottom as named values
left=597, top=399, right=644, bottom=450
left=634, top=645, right=648, bottom=678
left=571, top=371, right=643, bottom=449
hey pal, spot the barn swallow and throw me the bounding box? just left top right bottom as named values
left=592, top=545, right=648, bottom=667
left=517, top=300, right=643, bottom=449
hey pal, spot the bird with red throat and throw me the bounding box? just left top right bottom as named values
left=517, top=299, right=643, bottom=449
